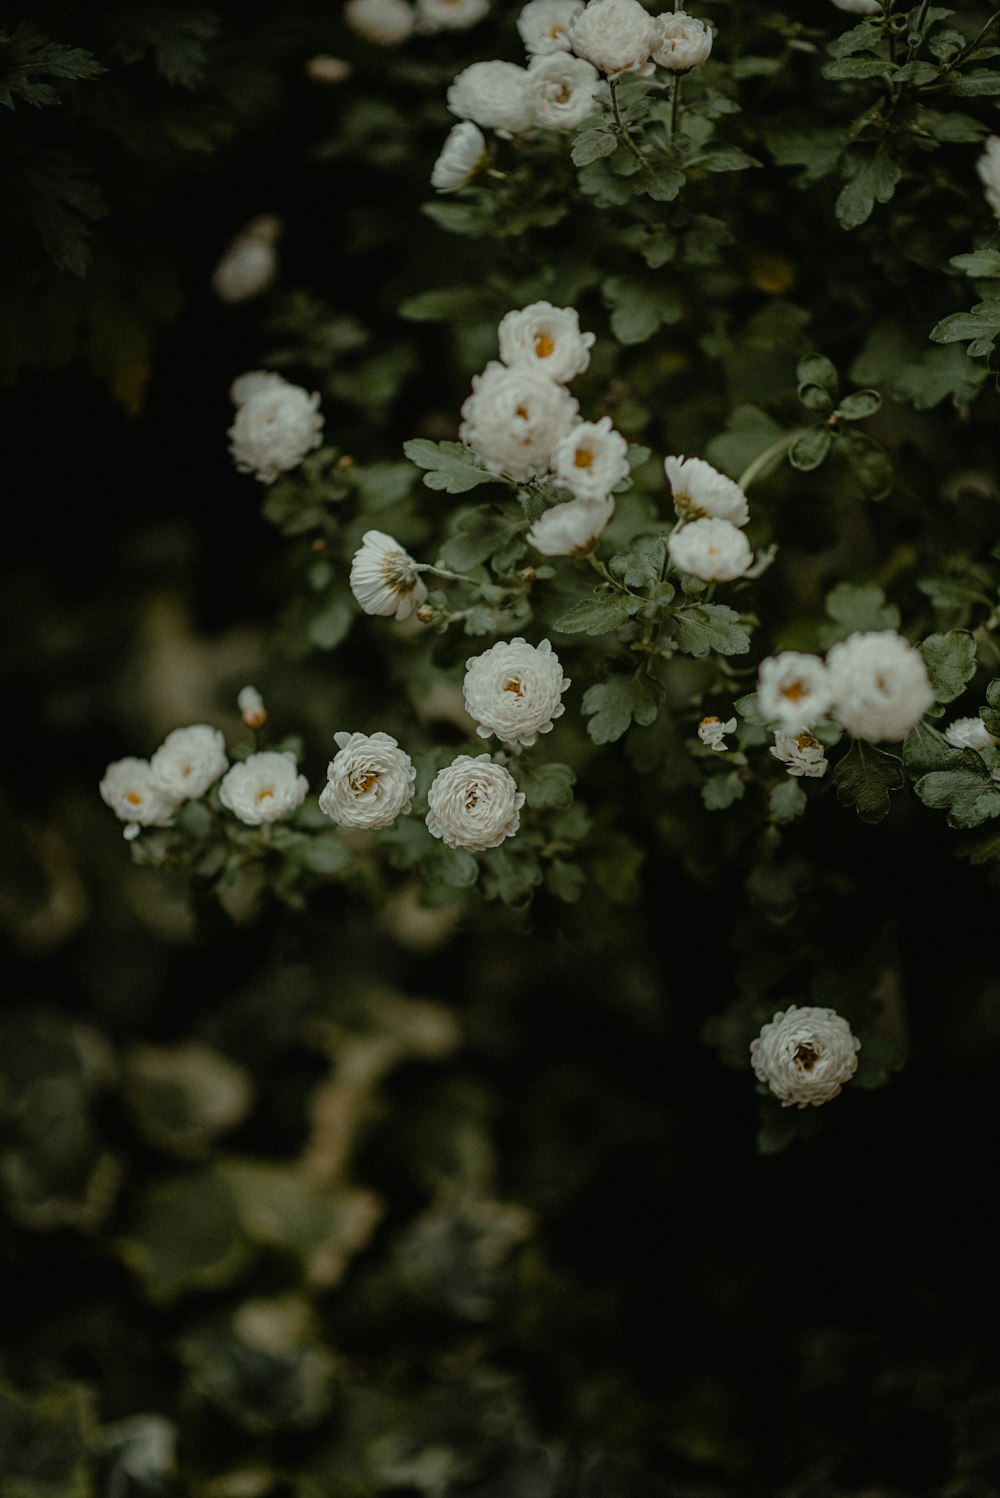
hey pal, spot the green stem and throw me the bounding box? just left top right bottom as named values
left=737, top=430, right=804, bottom=491
left=608, top=76, right=649, bottom=165
left=670, top=72, right=682, bottom=141
left=952, top=10, right=1000, bottom=68
left=420, top=563, right=483, bottom=585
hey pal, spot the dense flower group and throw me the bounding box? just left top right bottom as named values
left=756, top=634, right=933, bottom=745
left=228, top=370, right=324, bottom=485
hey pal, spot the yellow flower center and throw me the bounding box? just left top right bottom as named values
left=351, top=770, right=379, bottom=794
left=256, top=787, right=274, bottom=802
left=126, top=791, right=143, bottom=806
left=781, top=680, right=807, bottom=704
left=533, top=332, right=555, bottom=358
left=503, top=676, right=524, bottom=697
left=574, top=447, right=595, bottom=468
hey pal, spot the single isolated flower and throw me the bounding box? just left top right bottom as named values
left=826, top=630, right=934, bottom=742
left=350, top=530, right=429, bottom=621
left=447, top=60, right=536, bottom=136
left=650, top=11, right=712, bottom=70
left=770, top=729, right=829, bottom=779
left=211, top=216, right=282, bottom=305
left=667, top=516, right=753, bottom=583
left=344, top=0, right=416, bottom=44
left=238, top=686, right=267, bottom=730
left=943, top=716, right=1000, bottom=751
left=425, top=754, right=525, bottom=850
left=496, top=301, right=595, bottom=384
left=750, top=1005, right=861, bottom=1109
left=218, top=751, right=308, bottom=826
left=757, top=652, right=833, bottom=731
left=551, top=416, right=629, bottom=500
left=100, top=758, right=178, bottom=840
left=527, top=494, right=614, bottom=555
left=319, top=731, right=416, bottom=829
left=463, top=636, right=570, bottom=747
left=228, top=378, right=323, bottom=485
left=568, top=0, right=658, bottom=77
left=526, top=53, right=601, bottom=131
left=698, top=715, right=736, bottom=751
left=149, top=724, right=228, bottom=802
left=416, top=0, right=489, bottom=30
left=459, top=360, right=579, bottom=481
left=517, top=0, right=584, bottom=55
left=976, top=136, right=1000, bottom=223
left=664, top=455, right=749, bottom=527
left=431, top=122, right=488, bottom=193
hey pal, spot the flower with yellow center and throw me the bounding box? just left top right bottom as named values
left=463, top=637, right=570, bottom=747
left=496, top=301, right=595, bottom=384
left=757, top=652, right=832, bottom=732
left=425, top=754, right=525, bottom=851
left=319, top=732, right=416, bottom=830
left=100, top=757, right=178, bottom=839
left=350, top=531, right=429, bottom=622
left=218, top=752, right=308, bottom=826
left=551, top=416, right=629, bottom=501
left=526, top=53, right=601, bottom=131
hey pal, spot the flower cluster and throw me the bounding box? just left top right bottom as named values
left=568, top=0, right=712, bottom=79
left=665, top=456, right=753, bottom=583
left=757, top=632, right=933, bottom=747
left=345, top=0, right=488, bottom=47
left=228, top=370, right=324, bottom=485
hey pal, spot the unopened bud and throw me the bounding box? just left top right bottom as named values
left=415, top=604, right=436, bottom=624
left=520, top=567, right=537, bottom=584
left=238, top=686, right=267, bottom=730
left=336, top=454, right=354, bottom=469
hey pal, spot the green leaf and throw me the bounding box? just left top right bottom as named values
left=515, top=760, right=575, bottom=810
left=672, top=604, right=751, bottom=658
left=701, top=772, right=745, bottom=810
left=119, top=1169, right=253, bottom=1303
left=852, top=322, right=987, bottom=409
left=403, top=439, right=498, bottom=494
left=0, top=23, right=103, bottom=109
left=553, top=593, right=637, bottom=635
left=788, top=426, right=833, bottom=471
left=691, top=147, right=761, bottom=172
left=796, top=353, right=839, bottom=396
left=438, top=847, right=479, bottom=887
left=300, top=834, right=352, bottom=875
left=571, top=128, right=618, bottom=166
left=308, top=595, right=354, bottom=651
left=902, top=720, right=962, bottom=777
left=582, top=675, right=659, bottom=744
left=438, top=506, right=524, bottom=570
left=0, top=1383, right=96, bottom=1497
left=837, top=389, right=882, bottom=420
left=838, top=429, right=894, bottom=501
left=951, top=249, right=1000, bottom=278
left=769, top=778, right=808, bottom=823
left=820, top=581, right=900, bottom=645
left=835, top=147, right=902, bottom=230
left=947, top=70, right=1000, bottom=96
left=545, top=857, right=586, bottom=903
left=601, top=275, right=682, bottom=345
left=914, top=759, right=1000, bottom=828
left=919, top=630, right=977, bottom=703
left=833, top=739, right=905, bottom=823
left=823, top=57, right=892, bottom=80
left=398, top=286, right=497, bottom=323
left=891, top=59, right=939, bottom=85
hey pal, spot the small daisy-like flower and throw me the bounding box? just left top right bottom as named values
left=568, top=0, right=658, bottom=76
left=527, top=494, right=614, bottom=555
left=750, top=1005, right=861, bottom=1108
left=698, top=715, right=736, bottom=751
left=664, top=455, right=749, bottom=527
left=345, top=0, right=416, bottom=44
left=497, top=301, right=595, bottom=384
left=425, top=754, right=525, bottom=850
left=551, top=417, right=629, bottom=501
left=350, top=530, right=429, bottom=621
left=447, top=60, right=536, bottom=137
left=650, top=10, right=712, bottom=70
left=149, top=725, right=228, bottom=802
left=667, top=517, right=753, bottom=583
left=526, top=53, right=601, bottom=131
left=416, top=0, right=489, bottom=30
left=100, top=758, right=178, bottom=839
left=769, top=729, right=829, bottom=778
left=757, top=652, right=833, bottom=732
left=319, top=731, right=416, bottom=829
left=459, top=361, right=579, bottom=482
left=218, top=751, right=308, bottom=826
left=976, top=137, right=1000, bottom=223
left=431, top=122, right=488, bottom=193
left=464, top=637, right=570, bottom=747
left=943, top=716, right=1000, bottom=751
left=228, top=379, right=324, bottom=485
left=238, top=687, right=267, bottom=730
left=826, top=630, right=934, bottom=742
left=211, top=216, right=282, bottom=305
left=517, top=0, right=584, bottom=54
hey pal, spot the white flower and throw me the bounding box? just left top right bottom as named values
left=350, top=530, right=428, bottom=621
left=826, top=630, right=934, bottom=742
left=416, top=0, right=489, bottom=30
left=238, top=686, right=267, bottom=730
left=497, top=301, right=595, bottom=384
left=344, top=0, right=416, bottom=44
left=568, top=0, right=658, bottom=77
left=431, top=122, right=487, bottom=193
left=664, top=455, right=749, bottom=527
left=218, top=751, right=308, bottom=826
left=228, top=380, right=324, bottom=485
left=211, top=216, right=281, bottom=306
left=976, top=137, right=1000, bottom=223
left=447, top=61, right=536, bottom=137
left=517, top=0, right=584, bottom=55
left=305, top=54, right=352, bottom=83
left=943, top=715, right=1000, bottom=751
left=698, top=715, right=736, bottom=751
left=757, top=652, right=833, bottom=731
left=149, top=725, right=228, bottom=801
left=527, top=494, right=614, bottom=555
left=526, top=53, right=601, bottom=131
left=319, top=731, right=416, bottom=829
left=463, top=636, right=570, bottom=747
left=650, top=10, right=712, bottom=70
left=667, top=517, right=753, bottom=583
left=750, top=1005, right=860, bottom=1109
left=425, top=754, right=525, bottom=850
left=229, top=369, right=289, bottom=407
left=770, top=729, right=829, bottom=779
left=552, top=417, right=629, bottom=500
left=831, top=0, right=881, bottom=12
left=459, top=360, right=579, bottom=481
left=100, top=758, right=178, bottom=839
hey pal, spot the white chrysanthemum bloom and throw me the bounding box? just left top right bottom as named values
left=459, top=361, right=579, bottom=482
left=750, top=1005, right=860, bottom=1109
left=976, top=137, right=1000, bottom=223
left=497, top=302, right=595, bottom=385
left=552, top=417, right=629, bottom=501
left=517, top=0, right=584, bottom=54
left=149, top=724, right=228, bottom=802
left=431, top=122, right=488, bottom=193
left=350, top=530, right=429, bottom=621
left=943, top=715, right=1000, bottom=751
left=345, top=0, right=416, bottom=44
left=228, top=381, right=324, bottom=485
left=698, top=715, right=736, bottom=751
left=831, top=0, right=881, bottom=13
left=770, top=729, right=829, bottom=779
left=668, top=517, right=753, bottom=583
left=651, top=11, right=712, bottom=70
left=100, top=758, right=178, bottom=840
left=229, top=370, right=288, bottom=408
left=826, top=630, right=934, bottom=742
left=238, top=686, right=267, bottom=730
left=416, top=0, right=489, bottom=30
left=211, top=216, right=281, bottom=305
left=527, top=494, right=614, bottom=556
left=425, top=754, right=525, bottom=850
left=218, top=751, right=308, bottom=826
left=447, top=61, right=536, bottom=137
left=526, top=53, right=601, bottom=131
left=305, top=54, right=352, bottom=83
left=319, top=731, right=416, bottom=829
left=568, top=0, right=658, bottom=77
left=463, top=637, right=570, bottom=747
left=665, top=455, right=749, bottom=527
left=757, top=652, right=833, bottom=732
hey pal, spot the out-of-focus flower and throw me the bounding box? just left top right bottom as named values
left=568, top=0, right=658, bottom=77
left=218, top=752, right=308, bottom=826
left=757, top=653, right=833, bottom=731
left=305, top=55, right=352, bottom=83
left=463, top=637, right=570, bottom=747
left=527, top=494, right=614, bottom=555
left=667, top=516, right=753, bottom=582
left=416, top=0, right=489, bottom=30
left=228, top=379, right=323, bottom=485
left=750, top=1005, right=861, bottom=1108
left=319, top=732, right=416, bottom=829
left=447, top=60, right=536, bottom=136
left=526, top=53, right=601, bottom=131
left=238, top=687, right=267, bottom=730
left=517, top=0, right=584, bottom=54
left=425, top=754, right=525, bottom=850
left=345, top=0, right=416, bottom=44
left=100, top=758, right=178, bottom=839
left=459, top=361, right=579, bottom=481
left=431, top=122, right=488, bottom=192
left=150, top=725, right=228, bottom=801
left=211, top=216, right=282, bottom=304
left=976, top=136, right=1000, bottom=222
left=497, top=301, right=595, bottom=383
left=827, top=630, right=934, bottom=742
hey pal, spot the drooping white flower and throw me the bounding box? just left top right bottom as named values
left=100, top=758, right=178, bottom=839
left=345, top=0, right=416, bottom=44
left=826, top=630, right=934, bottom=742
left=650, top=10, right=712, bottom=70
left=750, top=1005, right=861, bottom=1109
left=431, top=122, right=487, bottom=193
left=447, top=60, right=536, bottom=137
left=463, top=637, right=570, bottom=747
left=425, top=754, right=525, bottom=850
left=527, top=494, right=614, bottom=555
left=497, top=301, right=596, bottom=384
left=551, top=417, right=629, bottom=500
left=218, top=751, right=308, bottom=826
left=517, top=0, right=584, bottom=55
left=350, top=530, right=429, bottom=621
left=698, top=715, right=735, bottom=751
left=319, top=731, right=416, bottom=829
left=238, top=686, right=267, bottom=730
left=526, top=53, right=601, bottom=131
left=416, top=0, right=489, bottom=30
left=976, top=136, right=1000, bottom=223
left=211, top=216, right=281, bottom=305
left=228, top=380, right=324, bottom=485
left=459, top=360, right=579, bottom=482
left=831, top=0, right=881, bottom=13
left=757, top=652, right=833, bottom=731
left=943, top=715, right=1000, bottom=751
left=149, top=725, right=228, bottom=802
left=664, top=455, right=749, bottom=527
left=230, top=370, right=289, bottom=407
left=568, top=0, right=658, bottom=77
left=769, top=729, right=829, bottom=779
left=305, top=54, right=352, bottom=83
left=667, top=517, right=753, bottom=583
